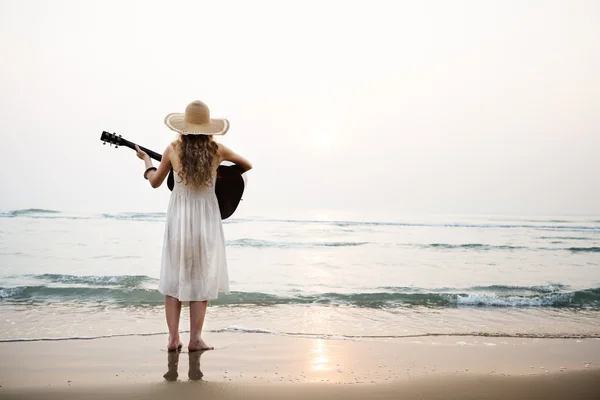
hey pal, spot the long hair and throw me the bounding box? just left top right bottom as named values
left=173, top=135, right=219, bottom=187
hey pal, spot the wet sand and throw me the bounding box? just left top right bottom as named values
left=0, top=333, right=598, bottom=399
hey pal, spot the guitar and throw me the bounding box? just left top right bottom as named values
left=100, top=131, right=247, bottom=220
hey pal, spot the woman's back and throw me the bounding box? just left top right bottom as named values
left=170, top=169, right=217, bottom=197
left=168, top=136, right=220, bottom=186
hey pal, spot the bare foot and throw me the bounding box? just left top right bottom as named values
left=167, top=335, right=183, bottom=352
left=188, top=338, right=214, bottom=352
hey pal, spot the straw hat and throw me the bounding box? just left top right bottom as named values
left=164, top=100, right=229, bottom=135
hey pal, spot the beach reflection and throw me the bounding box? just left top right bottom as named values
left=162, top=351, right=205, bottom=382
left=188, top=351, right=204, bottom=381
left=311, top=339, right=331, bottom=371
left=163, top=351, right=180, bottom=382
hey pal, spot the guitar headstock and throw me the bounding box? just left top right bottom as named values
left=100, top=131, right=123, bottom=147
left=100, top=131, right=161, bottom=161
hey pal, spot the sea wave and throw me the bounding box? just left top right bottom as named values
left=255, top=218, right=600, bottom=232
left=379, top=284, right=569, bottom=294
left=424, top=243, right=526, bottom=251
left=467, top=284, right=568, bottom=293
left=0, top=209, right=90, bottom=220
left=0, top=208, right=60, bottom=217
left=567, top=247, right=600, bottom=253
left=539, top=236, right=595, bottom=241
left=0, top=286, right=162, bottom=304
left=101, top=212, right=166, bottom=222
left=34, top=274, right=157, bottom=287
left=1, top=284, right=598, bottom=309
left=227, top=238, right=369, bottom=248
left=2, top=209, right=599, bottom=232
left=415, top=244, right=600, bottom=253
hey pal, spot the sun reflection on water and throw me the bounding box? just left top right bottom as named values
left=311, top=339, right=330, bottom=371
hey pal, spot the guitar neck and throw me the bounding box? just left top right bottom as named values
left=117, top=137, right=163, bottom=162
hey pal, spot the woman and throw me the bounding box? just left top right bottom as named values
left=135, top=100, right=252, bottom=352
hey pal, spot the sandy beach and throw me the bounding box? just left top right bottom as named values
left=1, top=333, right=598, bottom=399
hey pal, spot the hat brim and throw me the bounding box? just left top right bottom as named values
left=164, top=113, right=229, bottom=135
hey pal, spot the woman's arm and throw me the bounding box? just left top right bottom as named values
left=218, top=144, right=253, bottom=172
left=136, top=144, right=173, bottom=188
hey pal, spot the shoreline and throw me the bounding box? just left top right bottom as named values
left=2, top=332, right=600, bottom=345
left=2, top=302, right=600, bottom=342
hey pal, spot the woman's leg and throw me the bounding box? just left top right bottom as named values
left=189, top=300, right=213, bottom=351
left=165, top=295, right=183, bottom=351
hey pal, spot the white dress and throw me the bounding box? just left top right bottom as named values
left=158, top=171, right=229, bottom=301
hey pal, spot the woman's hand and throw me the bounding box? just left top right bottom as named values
left=135, top=145, right=150, bottom=161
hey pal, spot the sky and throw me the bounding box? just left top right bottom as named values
left=0, top=0, right=599, bottom=220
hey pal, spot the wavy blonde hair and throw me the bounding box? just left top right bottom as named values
left=173, top=135, right=219, bottom=187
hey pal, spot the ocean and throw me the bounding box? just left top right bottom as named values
left=1, top=209, right=599, bottom=342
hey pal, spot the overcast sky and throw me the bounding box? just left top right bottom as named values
left=1, top=0, right=598, bottom=220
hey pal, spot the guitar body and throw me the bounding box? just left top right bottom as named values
left=215, top=165, right=247, bottom=220
left=101, top=131, right=247, bottom=220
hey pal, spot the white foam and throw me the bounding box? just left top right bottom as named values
left=218, top=325, right=280, bottom=335
left=0, top=287, right=24, bottom=299
left=448, top=293, right=573, bottom=307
